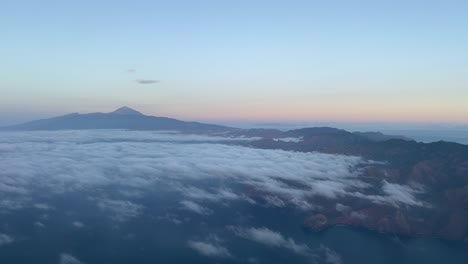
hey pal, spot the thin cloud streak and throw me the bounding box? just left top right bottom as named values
left=135, top=79, right=160, bottom=84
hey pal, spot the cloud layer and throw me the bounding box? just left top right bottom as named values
left=0, top=130, right=431, bottom=263
left=0, top=130, right=426, bottom=220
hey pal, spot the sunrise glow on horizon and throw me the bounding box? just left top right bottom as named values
left=1, top=0, right=468, bottom=125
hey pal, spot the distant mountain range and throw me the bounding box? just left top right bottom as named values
left=0, top=106, right=413, bottom=141
left=1, top=106, right=232, bottom=133
left=2, top=107, right=468, bottom=243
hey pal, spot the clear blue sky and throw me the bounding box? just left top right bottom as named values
left=1, top=0, right=467, bottom=125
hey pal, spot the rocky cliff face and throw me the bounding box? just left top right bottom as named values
left=245, top=127, right=468, bottom=243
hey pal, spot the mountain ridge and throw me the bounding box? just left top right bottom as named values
left=0, top=107, right=234, bottom=133
left=111, top=106, right=144, bottom=115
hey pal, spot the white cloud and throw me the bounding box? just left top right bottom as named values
left=59, top=253, right=84, bottom=264
left=381, top=181, right=426, bottom=207
left=273, top=137, right=303, bottom=143
left=33, top=203, right=54, bottom=211
left=72, top=221, right=85, bottom=228
left=229, top=228, right=342, bottom=264
left=0, top=130, right=259, bottom=145
left=0, top=130, right=426, bottom=220
left=350, top=211, right=367, bottom=219
left=316, top=245, right=342, bottom=264
left=0, top=143, right=15, bottom=152
left=187, top=240, right=231, bottom=258
left=335, top=203, right=351, bottom=213
left=34, top=221, right=46, bottom=228
left=230, top=226, right=311, bottom=255
left=350, top=180, right=427, bottom=207
left=156, top=213, right=183, bottom=225
left=180, top=200, right=212, bottom=215
left=96, top=198, right=143, bottom=222
left=0, top=198, right=27, bottom=211
left=0, top=233, right=14, bottom=246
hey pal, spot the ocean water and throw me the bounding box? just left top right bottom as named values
left=0, top=190, right=467, bottom=264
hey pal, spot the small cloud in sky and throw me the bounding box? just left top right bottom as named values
left=135, top=79, right=160, bottom=84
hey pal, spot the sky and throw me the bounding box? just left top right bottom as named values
left=1, top=0, right=468, bottom=125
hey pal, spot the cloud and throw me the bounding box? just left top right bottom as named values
left=176, top=186, right=242, bottom=202
left=156, top=213, right=183, bottom=225
left=381, top=181, right=426, bottom=207
left=0, top=130, right=258, bottom=144
left=350, top=211, right=367, bottom=219
left=350, top=180, right=427, bottom=207
left=335, top=203, right=351, bottom=213
left=0, top=233, right=14, bottom=246
left=34, top=221, right=46, bottom=228
left=247, top=257, right=260, bottom=263
left=135, top=79, right=160, bottom=84
left=0, top=198, right=27, bottom=211
left=315, top=245, right=342, bottom=264
left=273, top=137, right=303, bottom=143
left=59, top=253, right=84, bottom=264
left=0, top=144, right=15, bottom=152
left=96, top=198, right=143, bottom=222
left=0, top=130, right=426, bottom=221
left=229, top=227, right=342, bottom=264
left=187, top=239, right=231, bottom=258
left=72, top=221, right=84, bottom=228
left=33, top=203, right=54, bottom=211
left=230, top=226, right=311, bottom=255
left=180, top=200, right=212, bottom=215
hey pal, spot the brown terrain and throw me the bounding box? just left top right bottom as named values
left=243, top=127, right=468, bottom=243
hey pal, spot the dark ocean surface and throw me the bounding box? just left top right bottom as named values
left=0, top=190, right=467, bottom=264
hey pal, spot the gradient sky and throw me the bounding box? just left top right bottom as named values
left=1, top=0, right=468, bottom=125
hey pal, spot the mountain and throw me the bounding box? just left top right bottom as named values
left=111, top=106, right=144, bottom=115
left=1, top=107, right=234, bottom=133
left=352, top=131, right=413, bottom=142
left=228, top=127, right=413, bottom=142
left=246, top=127, right=468, bottom=242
